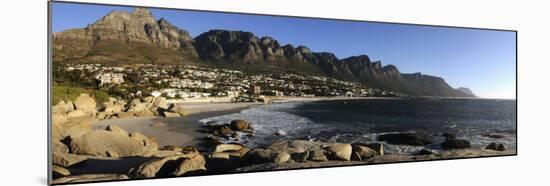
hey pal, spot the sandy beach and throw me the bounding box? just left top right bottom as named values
left=93, top=102, right=262, bottom=148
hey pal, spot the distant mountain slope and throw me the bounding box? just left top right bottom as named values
left=53, top=8, right=474, bottom=97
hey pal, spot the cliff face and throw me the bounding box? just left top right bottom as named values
left=53, top=8, right=474, bottom=97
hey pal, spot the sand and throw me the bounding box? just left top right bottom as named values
left=93, top=102, right=261, bottom=148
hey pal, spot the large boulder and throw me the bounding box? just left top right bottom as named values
left=441, top=138, right=471, bottom=149
left=214, top=143, right=244, bottom=153
left=161, top=111, right=181, bottom=118
left=352, top=144, right=378, bottom=160
left=308, top=149, right=328, bottom=162
left=242, top=149, right=278, bottom=165
left=364, top=143, right=384, bottom=155
left=52, top=174, right=129, bottom=184
left=52, top=165, right=71, bottom=179
left=274, top=152, right=291, bottom=165
left=73, top=94, right=97, bottom=115
left=325, top=143, right=352, bottom=161
left=377, top=133, right=433, bottom=146
left=52, top=100, right=75, bottom=114
left=70, top=130, right=149, bottom=157
left=52, top=153, right=89, bottom=167
left=129, top=153, right=205, bottom=178
left=230, top=119, right=250, bottom=131
left=129, top=132, right=159, bottom=153
left=105, top=124, right=129, bottom=136
left=53, top=140, right=69, bottom=154
left=66, top=110, right=86, bottom=118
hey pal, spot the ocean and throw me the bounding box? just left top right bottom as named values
left=199, top=98, right=517, bottom=154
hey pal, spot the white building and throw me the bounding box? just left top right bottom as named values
left=96, top=73, right=124, bottom=86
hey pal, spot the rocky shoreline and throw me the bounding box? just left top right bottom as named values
left=51, top=94, right=515, bottom=184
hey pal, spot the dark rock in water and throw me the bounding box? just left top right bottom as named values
left=364, top=143, right=384, bottom=155
left=377, top=133, right=433, bottom=146
left=441, top=139, right=471, bottom=149
left=442, top=133, right=456, bottom=140
left=292, top=150, right=310, bottom=163
left=230, top=119, right=250, bottom=131
left=483, top=134, right=505, bottom=139
left=485, top=143, right=507, bottom=151
left=417, top=149, right=434, bottom=155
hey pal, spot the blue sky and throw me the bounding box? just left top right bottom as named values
left=52, top=2, right=516, bottom=99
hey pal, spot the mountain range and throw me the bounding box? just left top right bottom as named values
left=53, top=8, right=475, bottom=97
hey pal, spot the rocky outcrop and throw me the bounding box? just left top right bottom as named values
left=441, top=134, right=471, bottom=149
left=325, top=143, right=352, bottom=161
left=128, top=153, right=206, bottom=178
left=73, top=94, right=97, bottom=116
left=485, top=143, right=507, bottom=151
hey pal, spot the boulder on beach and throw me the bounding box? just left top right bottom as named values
left=67, top=110, right=86, bottom=118
left=161, top=111, right=181, bottom=118
left=242, top=149, right=279, bottom=165
left=70, top=130, right=149, bottom=157
left=352, top=144, right=378, bottom=160
left=377, top=133, right=433, bottom=146
left=364, top=143, right=384, bottom=156
left=52, top=165, right=71, bottom=179
left=52, top=153, right=89, bottom=167
left=105, top=124, right=129, bottom=136
left=274, top=152, right=291, bottom=165
left=129, top=153, right=205, bottom=178
left=325, top=143, right=352, bottom=161
left=129, top=132, right=159, bottom=152
left=292, top=150, right=310, bottom=163
left=52, top=174, right=129, bottom=184
left=53, top=140, right=69, bottom=154
left=308, top=149, right=328, bottom=162
left=73, top=94, right=97, bottom=115
left=214, top=143, right=244, bottom=153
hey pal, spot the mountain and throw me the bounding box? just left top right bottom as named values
left=457, top=87, right=476, bottom=97
left=53, top=8, right=474, bottom=97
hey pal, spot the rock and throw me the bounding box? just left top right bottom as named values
left=129, top=132, right=159, bottom=152
left=67, top=110, right=86, bottom=118
left=377, top=133, right=433, bottom=146
left=150, top=150, right=184, bottom=157
left=127, top=102, right=149, bottom=113
left=150, top=122, right=167, bottom=128
left=364, top=143, right=384, bottom=155
left=292, top=150, right=310, bottom=163
left=129, top=153, right=205, bottom=178
left=442, top=133, right=456, bottom=140
left=52, top=100, right=74, bottom=114
left=174, top=106, right=189, bottom=116
left=243, top=149, right=278, bottom=165
left=230, top=119, right=249, bottom=131
left=52, top=153, right=88, bottom=167
left=105, top=124, right=129, bottom=136
left=308, top=149, right=328, bottom=162
left=173, top=153, right=207, bottom=176
left=417, top=149, right=434, bottom=155
left=142, top=96, right=155, bottom=103
left=485, top=143, right=507, bottom=151
left=274, top=152, right=291, bottom=164
left=53, top=140, right=69, bottom=154
left=214, top=143, right=243, bottom=153
left=352, top=145, right=377, bottom=160
left=96, top=112, right=110, bottom=120
left=73, top=94, right=97, bottom=115
left=70, top=130, right=149, bottom=157
left=52, top=165, right=71, bottom=179
left=115, top=112, right=134, bottom=118
left=152, top=97, right=170, bottom=110
left=441, top=139, right=471, bottom=149
left=52, top=174, right=129, bottom=184
left=161, top=111, right=181, bottom=117
left=216, top=125, right=233, bottom=135
left=136, top=108, right=155, bottom=117
left=325, top=143, right=352, bottom=161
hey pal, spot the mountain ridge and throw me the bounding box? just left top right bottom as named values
left=53, top=8, right=474, bottom=97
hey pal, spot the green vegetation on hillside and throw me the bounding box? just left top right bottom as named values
left=52, top=85, right=109, bottom=105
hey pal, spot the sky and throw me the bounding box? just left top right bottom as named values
left=51, top=2, right=516, bottom=99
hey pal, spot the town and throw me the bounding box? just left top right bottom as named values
left=53, top=63, right=403, bottom=103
